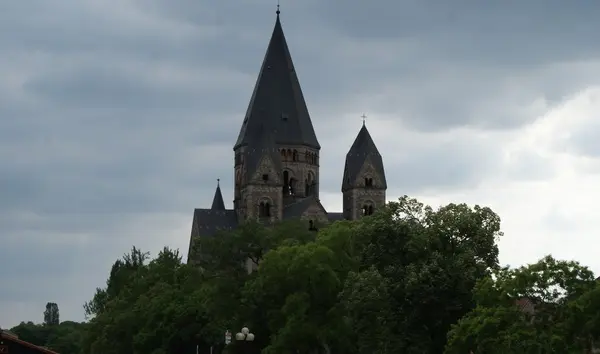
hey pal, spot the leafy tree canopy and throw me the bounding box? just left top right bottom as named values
left=9, top=317, right=87, bottom=354
left=17, top=196, right=600, bottom=354
left=445, top=256, right=598, bottom=353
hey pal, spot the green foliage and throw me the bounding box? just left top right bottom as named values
left=10, top=320, right=87, bottom=354
left=43, top=302, right=60, bottom=326
left=83, top=246, right=149, bottom=318
left=81, top=247, right=218, bottom=354
left=15, top=195, right=598, bottom=354
left=244, top=243, right=345, bottom=354
left=9, top=321, right=51, bottom=346
left=445, top=256, right=598, bottom=353
left=338, top=196, right=503, bottom=353
left=339, top=267, right=393, bottom=354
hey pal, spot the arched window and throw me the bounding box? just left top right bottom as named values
left=362, top=204, right=374, bottom=216
left=308, top=220, right=318, bottom=231
left=292, top=149, right=298, bottom=162
left=305, top=151, right=310, bottom=163
left=259, top=201, right=271, bottom=217
left=365, top=178, right=373, bottom=187
left=283, top=170, right=289, bottom=185
left=281, top=149, right=287, bottom=160
left=305, top=172, right=316, bottom=196
left=283, top=170, right=294, bottom=195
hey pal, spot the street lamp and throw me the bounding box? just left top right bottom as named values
left=235, top=327, right=254, bottom=353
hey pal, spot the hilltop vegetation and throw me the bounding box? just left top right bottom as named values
left=9, top=197, right=600, bottom=353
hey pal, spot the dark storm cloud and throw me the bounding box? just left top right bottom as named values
left=1, top=0, right=598, bottom=327
left=309, top=0, right=600, bottom=132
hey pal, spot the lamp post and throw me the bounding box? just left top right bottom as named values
left=235, top=327, right=255, bottom=354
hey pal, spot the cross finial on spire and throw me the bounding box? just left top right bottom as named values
left=361, top=113, right=367, bottom=126
left=217, top=178, right=220, bottom=186
left=276, top=0, right=280, bottom=15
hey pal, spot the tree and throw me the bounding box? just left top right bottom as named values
left=9, top=321, right=50, bottom=346
left=82, top=247, right=231, bottom=354
left=339, top=196, right=502, bottom=353
left=339, top=267, right=393, bottom=354
left=83, top=246, right=149, bottom=318
left=43, top=302, right=60, bottom=326
left=565, top=282, right=600, bottom=350
left=445, top=256, right=597, bottom=353
left=10, top=320, right=87, bottom=354
left=243, top=242, right=348, bottom=354
left=77, top=197, right=504, bottom=354
left=237, top=196, right=502, bottom=353
left=45, top=321, right=88, bottom=354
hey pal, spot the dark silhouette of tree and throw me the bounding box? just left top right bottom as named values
left=43, top=302, right=60, bottom=326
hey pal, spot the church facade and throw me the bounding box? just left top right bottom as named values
left=187, top=10, right=387, bottom=264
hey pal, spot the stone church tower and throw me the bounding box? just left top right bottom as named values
left=187, top=9, right=387, bottom=264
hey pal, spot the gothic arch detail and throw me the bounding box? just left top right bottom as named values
left=258, top=197, right=273, bottom=218
left=305, top=170, right=316, bottom=196
left=283, top=169, right=298, bottom=196
left=361, top=200, right=375, bottom=216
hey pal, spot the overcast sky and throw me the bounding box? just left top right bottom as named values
left=2, top=0, right=600, bottom=327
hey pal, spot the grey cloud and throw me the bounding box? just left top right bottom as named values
left=315, top=1, right=600, bottom=64
left=391, top=135, right=502, bottom=194
left=565, top=117, right=600, bottom=159
left=503, top=151, right=557, bottom=182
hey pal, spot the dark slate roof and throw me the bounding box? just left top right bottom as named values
left=211, top=181, right=226, bottom=210
left=327, top=212, right=345, bottom=221
left=243, top=124, right=283, bottom=183
left=282, top=197, right=346, bottom=222
left=342, top=123, right=387, bottom=191
left=282, top=197, right=316, bottom=219
left=234, top=13, right=320, bottom=150
left=193, top=209, right=238, bottom=237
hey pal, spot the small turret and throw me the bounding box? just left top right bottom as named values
left=211, top=179, right=226, bottom=211
left=342, top=121, right=387, bottom=220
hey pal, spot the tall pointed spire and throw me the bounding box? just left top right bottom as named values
left=342, top=122, right=387, bottom=191
left=234, top=10, right=320, bottom=150
left=211, top=179, right=226, bottom=210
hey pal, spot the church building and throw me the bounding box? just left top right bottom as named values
left=187, top=9, right=387, bottom=264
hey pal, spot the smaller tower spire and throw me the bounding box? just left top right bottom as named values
left=211, top=179, right=226, bottom=211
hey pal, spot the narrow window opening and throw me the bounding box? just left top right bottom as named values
left=283, top=171, right=292, bottom=195
left=259, top=202, right=271, bottom=217
left=262, top=174, right=269, bottom=181
left=308, top=220, right=318, bottom=231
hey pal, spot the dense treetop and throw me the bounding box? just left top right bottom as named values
left=9, top=197, right=600, bottom=353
